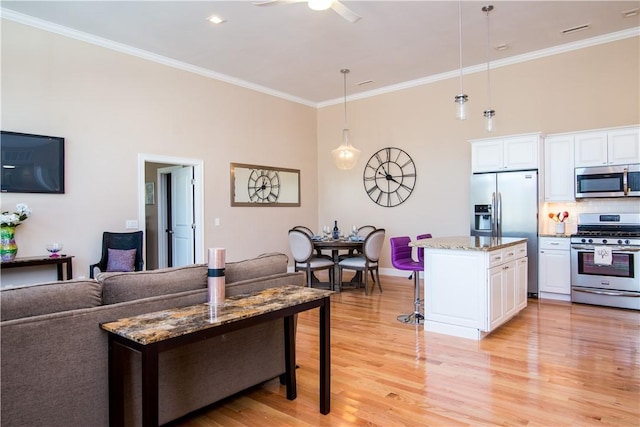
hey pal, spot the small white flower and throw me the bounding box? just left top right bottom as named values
left=1, top=204, right=31, bottom=227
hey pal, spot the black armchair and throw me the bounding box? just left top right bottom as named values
left=89, top=231, right=144, bottom=278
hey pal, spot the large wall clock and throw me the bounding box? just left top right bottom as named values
left=363, top=147, right=416, bottom=207
left=247, top=169, right=280, bottom=203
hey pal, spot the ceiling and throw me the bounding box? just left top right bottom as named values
left=2, top=1, right=639, bottom=106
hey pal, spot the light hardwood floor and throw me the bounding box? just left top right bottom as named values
left=172, top=274, right=640, bottom=426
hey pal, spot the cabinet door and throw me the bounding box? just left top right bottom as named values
left=516, top=257, right=528, bottom=310
left=544, top=135, right=575, bottom=201
left=503, top=260, right=517, bottom=320
left=472, top=139, right=503, bottom=172
left=503, top=135, right=539, bottom=171
left=608, top=127, right=640, bottom=165
left=575, top=131, right=608, bottom=167
left=538, top=249, right=571, bottom=294
left=488, top=265, right=504, bottom=331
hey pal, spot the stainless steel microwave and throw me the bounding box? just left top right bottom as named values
left=575, top=164, right=640, bottom=198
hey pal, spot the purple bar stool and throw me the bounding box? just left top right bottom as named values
left=390, top=236, right=425, bottom=324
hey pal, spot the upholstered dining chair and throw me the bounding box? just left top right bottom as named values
left=292, top=225, right=314, bottom=237
left=390, top=236, right=424, bottom=324
left=288, top=229, right=335, bottom=289
left=90, top=231, right=144, bottom=278
left=337, top=228, right=385, bottom=295
left=356, top=225, right=376, bottom=238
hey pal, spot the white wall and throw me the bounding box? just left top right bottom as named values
left=1, top=20, right=318, bottom=284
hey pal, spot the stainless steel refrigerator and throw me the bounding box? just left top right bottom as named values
left=470, top=170, right=539, bottom=295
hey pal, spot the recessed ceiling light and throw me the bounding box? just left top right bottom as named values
left=621, top=8, right=639, bottom=18
left=207, top=15, right=226, bottom=25
left=561, top=24, right=590, bottom=35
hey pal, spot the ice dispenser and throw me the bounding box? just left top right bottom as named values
left=474, top=204, right=492, bottom=231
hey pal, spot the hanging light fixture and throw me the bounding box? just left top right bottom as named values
left=332, top=69, right=361, bottom=170
left=482, top=5, right=495, bottom=132
left=454, top=0, right=468, bottom=120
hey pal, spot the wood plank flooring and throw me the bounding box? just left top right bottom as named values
left=171, top=274, right=640, bottom=426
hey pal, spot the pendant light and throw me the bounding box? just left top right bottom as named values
left=332, top=69, right=361, bottom=170
left=482, top=5, right=495, bottom=132
left=454, top=0, right=468, bottom=120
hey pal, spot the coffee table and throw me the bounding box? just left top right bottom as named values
left=101, top=285, right=333, bottom=426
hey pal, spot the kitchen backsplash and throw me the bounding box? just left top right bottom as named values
left=541, top=199, right=640, bottom=235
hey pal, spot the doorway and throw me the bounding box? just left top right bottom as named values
left=138, top=154, right=204, bottom=270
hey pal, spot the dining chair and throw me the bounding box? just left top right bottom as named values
left=356, top=225, right=376, bottom=238
left=288, top=229, right=335, bottom=289
left=292, top=225, right=314, bottom=237
left=337, top=228, right=385, bottom=295
left=390, top=236, right=424, bottom=324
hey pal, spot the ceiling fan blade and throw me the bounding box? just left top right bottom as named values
left=253, top=0, right=305, bottom=6
left=331, top=1, right=362, bottom=23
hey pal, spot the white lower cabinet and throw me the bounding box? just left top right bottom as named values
left=424, top=242, right=528, bottom=340
left=538, top=237, right=571, bottom=301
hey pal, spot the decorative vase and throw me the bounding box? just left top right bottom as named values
left=0, top=225, right=18, bottom=262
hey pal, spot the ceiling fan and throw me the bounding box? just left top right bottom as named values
left=253, top=0, right=362, bottom=23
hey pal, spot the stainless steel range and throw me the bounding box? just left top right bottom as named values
left=571, top=213, right=640, bottom=310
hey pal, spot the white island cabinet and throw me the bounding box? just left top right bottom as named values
left=410, top=236, right=528, bottom=340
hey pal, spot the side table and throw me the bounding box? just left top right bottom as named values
left=0, top=255, right=74, bottom=280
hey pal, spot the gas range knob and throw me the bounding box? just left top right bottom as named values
left=588, top=239, right=593, bottom=244
left=625, top=239, right=631, bottom=245
left=602, top=239, right=607, bottom=244
left=581, top=238, right=586, bottom=243
left=618, top=239, right=623, bottom=244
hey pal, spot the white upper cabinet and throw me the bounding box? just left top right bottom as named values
left=471, top=133, right=541, bottom=173
left=574, top=126, right=640, bottom=167
left=544, top=134, right=575, bottom=201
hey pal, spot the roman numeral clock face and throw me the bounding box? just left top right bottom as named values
left=248, top=169, right=280, bottom=203
left=363, top=147, right=416, bottom=207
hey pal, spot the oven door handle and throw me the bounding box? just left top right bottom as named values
left=571, top=244, right=640, bottom=252
left=573, top=288, right=640, bottom=297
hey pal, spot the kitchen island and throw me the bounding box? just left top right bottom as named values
left=410, top=236, right=528, bottom=340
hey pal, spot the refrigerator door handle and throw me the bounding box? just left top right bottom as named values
left=497, top=192, right=502, bottom=238
left=491, top=192, right=496, bottom=238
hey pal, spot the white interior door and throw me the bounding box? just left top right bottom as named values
left=170, top=166, right=195, bottom=267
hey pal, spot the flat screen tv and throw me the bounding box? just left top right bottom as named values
left=1, top=131, right=65, bottom=194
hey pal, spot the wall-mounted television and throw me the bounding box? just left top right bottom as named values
left=1, top=131, right=65, bottom=194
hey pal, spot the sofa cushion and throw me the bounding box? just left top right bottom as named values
left=0, top=280, right=102, bottom=321
left=98, top=264, right=207, bottom=305
left=106, top=248, right=137, bottom=272
left=225, top=252, right=288, bottom=284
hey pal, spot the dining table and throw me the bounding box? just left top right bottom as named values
left=312, top=237, right=364, bottom=291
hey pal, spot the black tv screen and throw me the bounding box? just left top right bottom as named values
left=1, top=131, right=65, bottom=194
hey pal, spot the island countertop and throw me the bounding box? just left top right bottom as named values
left=409, top=236, right=527, bottom=251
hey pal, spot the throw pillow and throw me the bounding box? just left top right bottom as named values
left=106, top=248, right=137, bottom=272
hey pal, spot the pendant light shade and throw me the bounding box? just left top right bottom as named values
left=454, top=0, right=468, bottom=120
left=332, top=69, right=360, bottom=170
left=482, top=5, right=495, bottom=132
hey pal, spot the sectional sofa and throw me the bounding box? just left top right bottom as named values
left=1, top=253, right=304, bottom=426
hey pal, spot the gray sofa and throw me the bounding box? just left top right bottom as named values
left=1, top=253, right=304, bottom=427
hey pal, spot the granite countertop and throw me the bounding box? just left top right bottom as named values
left=539, top=233, right=572, bottom=238
left=409, top=236, right=527, bottom=251
left=101, top=285, right=333, bottom=345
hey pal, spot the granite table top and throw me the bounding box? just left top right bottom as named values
left=409, top=236, right=527, bottom=251
left=101, top=285, right=333, bottom=345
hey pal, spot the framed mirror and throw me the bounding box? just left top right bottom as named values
left=230, top=163, right=301, bottom=207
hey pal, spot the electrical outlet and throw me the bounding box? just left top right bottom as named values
left=126, top=220, right=139, bottom=229
left=214, top=218, right=220, bottom=226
